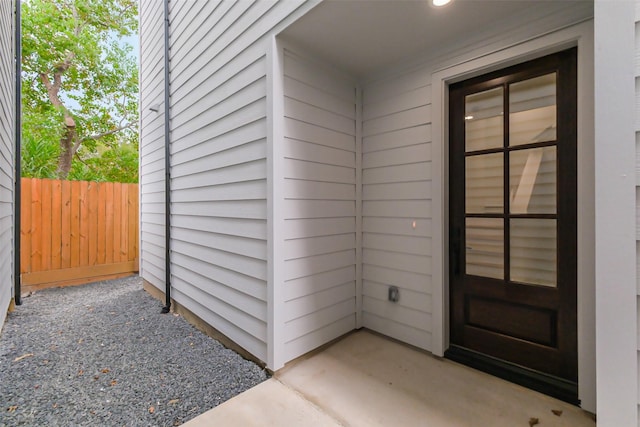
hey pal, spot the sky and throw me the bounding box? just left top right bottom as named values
left=57, top=32, right=139, bottom=111
left=120, top=34, right=140, bottom=62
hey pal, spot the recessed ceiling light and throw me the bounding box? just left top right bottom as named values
left=432, top=0, right=451, bottom=6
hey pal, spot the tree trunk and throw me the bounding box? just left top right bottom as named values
left=40, top=68, right=79, bottom=180
left=56, top=118, right=77, bottom=179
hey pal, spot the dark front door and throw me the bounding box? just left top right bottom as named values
left=446, top=49, right=578, bottom=403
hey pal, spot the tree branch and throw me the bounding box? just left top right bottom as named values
left=40, top=72, right=76, bottom=128
left=39, top=73, right=60, bottom=103
left=71, top=133, right=83, bottom=156
left=118, top=95, right=131, bottom=127
left=74, top=151, right=89, bottom=166
left=40, top=50, right=75, bottom=103
left=72, top=3, right=83, bottom=37
left=73, top=151, right=100, bottom=176
left=54, top=51, right=75, bottom=74
left=81, top=122, right=135, bottom=143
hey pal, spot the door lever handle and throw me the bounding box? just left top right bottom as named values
left=451, top=227, right=461, bottom=276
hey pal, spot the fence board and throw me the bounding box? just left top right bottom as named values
left=128, top=187, right=138, bottom=262
left=97, top=183, right=106, bottom=265
left=20, top=179, right=31, bottom=274
left=20, top=178, right=139, bottom=290
left=61, top=180, right=71, bottom=269
left=22, top=261, right=137, bottom=286
left=51, top=180, right=62, bottom=270
left=120, top=184, right=128, bottom=263
left=41, top=179, right=52, bottom=272
left=113, top=183, right=121, bottom=263
left=105, top=184, right=114, bottom=264
left=79, top=181, right=89, bottom=266
left=31, top=179, right=42, bottom=272
left=70, top=181, right=80, bottom=268
left=88, top=182, right=98, bottom=266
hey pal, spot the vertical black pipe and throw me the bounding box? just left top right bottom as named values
left=14, top=0, right=21, bottom=306
left=161, top=0, right=171, bottom=313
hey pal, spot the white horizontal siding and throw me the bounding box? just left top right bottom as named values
left=361, top=67, right=433, bottom=351
left=139, top=0, right=165, bottom=293
left=0, top=0, right=14, bottom=329
left=282, top=50, right=357, bottom=362
left=158, top=1, right=312, bottom=364
left=139, top=0, right=591, bottom=372
left=170, top=280, right=268, bottom=359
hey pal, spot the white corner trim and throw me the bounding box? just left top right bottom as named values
left=430, top=68, right=446, bottom=358
left=430, top=20, right=596, bottom=411
left=593, top=1, right=637, bottom=424
left=355, top=85, right=363, bottom=329
left=267, top=35, right=286, bottom=371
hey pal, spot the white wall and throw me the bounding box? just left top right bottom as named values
left=139, top=0, right=320, bottom=365
left=0, top=0, right=15, bottom=329
left=591, top=1, right=637, bottom=425
left=139, top=0, right=166, bottom=291
left=360, top=70, right=433, bottom=350
left=358, top=9, right=596, bottom=410
left=281, top=49, right=357, bottom=362
left=139, top=2, right=602, bottom=400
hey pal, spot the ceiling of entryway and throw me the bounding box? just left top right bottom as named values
left=280, top=0, right=593, bottom=78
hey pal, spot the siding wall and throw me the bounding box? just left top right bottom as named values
left=139, top=1, right=316, bottom=364
left=0, top=0, right=14, bottom=329
left=282, top=49, right=357, bottom=361
left=140, top=0, right=595, bottom=372
left=360, top=69, right=433, bottom=350
left=354, top=4, right=592, bottom=356
left=139, top=0, right=166, bottom=290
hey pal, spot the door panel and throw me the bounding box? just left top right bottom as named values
left=447, top=49, right=577, bottom=402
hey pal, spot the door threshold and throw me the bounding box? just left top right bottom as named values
left=445, top=345, right=579, bottom=406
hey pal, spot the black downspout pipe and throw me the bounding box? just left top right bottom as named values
left=161, top=0, right=171, bottom=314
left=14, top=0, right=21, bottom=306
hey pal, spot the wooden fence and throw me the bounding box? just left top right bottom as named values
left=20, top=178, right=139, bottom=292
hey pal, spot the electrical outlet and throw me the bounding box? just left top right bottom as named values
left=388, top=286, right=399, bottom=303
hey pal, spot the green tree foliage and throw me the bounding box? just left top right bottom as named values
left=21, top=0, right=139, bottom=183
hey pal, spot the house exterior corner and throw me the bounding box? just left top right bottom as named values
left=137, top=1, right=640, bottom=423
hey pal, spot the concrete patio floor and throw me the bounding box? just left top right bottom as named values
left=183, top=330, right=595, bottom=426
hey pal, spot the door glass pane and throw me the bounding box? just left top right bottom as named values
left=465, top=87, right=504, bottom=152
left=466, top=218, right=504, bottom=279
left=510, top=219, right=556, bottom=287
left=509, top=73, right=556, bottom=146
left=509, top=146, right=556, bottom=214
left=466, top=153, right=503, bottom=214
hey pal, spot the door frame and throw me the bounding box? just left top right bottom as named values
left=446, top=48, right=579, bottom=403
left=430, top=21, right=595, bottom=410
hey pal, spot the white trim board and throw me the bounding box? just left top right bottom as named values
left=593, top=2, right=637, bottom=425
left=267, top=36, right=286, bottom=370
left=430, top=21, right=596, bottom=412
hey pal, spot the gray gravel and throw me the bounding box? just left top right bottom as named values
left=0, top=276, right=268, bottom=426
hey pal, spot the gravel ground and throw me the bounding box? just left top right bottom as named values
left=0, top=276, right=268, bottom=426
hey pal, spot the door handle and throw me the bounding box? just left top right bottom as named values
left=451, top=227, right=461, bottom=276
